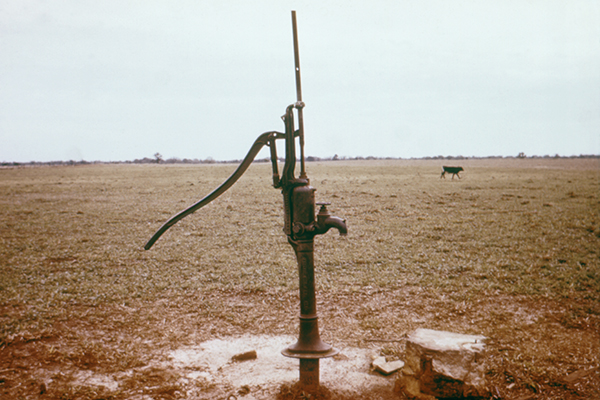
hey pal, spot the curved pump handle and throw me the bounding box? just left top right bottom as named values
left=146, top=11, right=307, bottom=250
left=144, top=130, right=283, bottom=250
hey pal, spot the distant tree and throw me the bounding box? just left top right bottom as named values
left=154, top=152, right=163, bottom=163
left=517, top=152, right=526, bottom=158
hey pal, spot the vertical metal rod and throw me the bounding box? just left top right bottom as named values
left=291, top=10, right=306, bottom=179
left=291, top=11, right=303, bottom=104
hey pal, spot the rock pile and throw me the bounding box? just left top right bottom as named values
left=395, top=328, right=489, bottom=399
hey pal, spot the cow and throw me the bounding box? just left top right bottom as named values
left=440, top=166, right=464, bottom=180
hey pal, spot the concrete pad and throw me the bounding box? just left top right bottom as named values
left=169, top=334, right=396, bottom=396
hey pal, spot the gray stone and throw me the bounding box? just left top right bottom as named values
left=231, top=350, right=257, bottom=362
left=372, top=356, right=405, bottom=375
left=395, top=329, right=488, bottom=399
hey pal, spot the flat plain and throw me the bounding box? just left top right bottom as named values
left=1, top=158, right=599, bottom=399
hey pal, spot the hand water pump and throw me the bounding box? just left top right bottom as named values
left=144, top=11, right=346, bottom=393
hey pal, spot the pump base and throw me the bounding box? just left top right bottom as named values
left=281, top=347, right=339, bottom=359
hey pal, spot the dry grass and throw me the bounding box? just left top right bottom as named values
left=0, top=158, right=599, bottom=399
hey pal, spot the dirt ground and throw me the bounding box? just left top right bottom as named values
left=1, top=158, right=598, bottom=399
left=1, top=288, right=598, bottom=399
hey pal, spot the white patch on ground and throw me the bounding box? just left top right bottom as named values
left=72, top=370, right=119, bottom=391
left=169, top=334, right=394, bottom=393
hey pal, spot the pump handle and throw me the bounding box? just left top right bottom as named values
left=144, top=130, right=281, bottom=250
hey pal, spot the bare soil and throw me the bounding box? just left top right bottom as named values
left=0, top=158, right=598, bottom=399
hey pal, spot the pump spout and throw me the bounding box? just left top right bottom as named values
left=314, top=203, right=347, bottom=236
left=321, top=216, right=347, bottom=236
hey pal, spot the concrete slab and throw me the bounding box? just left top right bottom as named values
left=168, top=334, right=396, bottom=396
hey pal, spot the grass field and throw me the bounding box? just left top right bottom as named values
left=1, top=158, right=599, bottom=399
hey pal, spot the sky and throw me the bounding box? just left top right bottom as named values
left=1, top=0, right=599, bottom=163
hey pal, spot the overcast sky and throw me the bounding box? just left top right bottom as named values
left=1, top=0, right=599, bottom=162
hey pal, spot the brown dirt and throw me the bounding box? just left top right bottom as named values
left=1, top=159, right=598, bottom=399
left=1, top=289, right=598, bottom=399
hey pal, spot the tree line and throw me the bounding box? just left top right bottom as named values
left=2, top=153, right=598, bottom=167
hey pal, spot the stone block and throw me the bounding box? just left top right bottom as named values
left=395, top=329, right=488, bottom=399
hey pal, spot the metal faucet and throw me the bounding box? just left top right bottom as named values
left=316, top=203, right=348, bottom=236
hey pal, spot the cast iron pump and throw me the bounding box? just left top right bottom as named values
left=144, top=11, right=346, bottom=393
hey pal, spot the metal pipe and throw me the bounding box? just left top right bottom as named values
left=282, top=189, right=345, bottom=394
left=299, top=359, right=319, bottom=393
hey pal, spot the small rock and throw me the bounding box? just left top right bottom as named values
left=372, top=356, right=405, bottom=375
left=238, top=385, right=251, bottom=395
left=231, top=350, right=257, bottom=362
left=563, top=367, right=598, bottom=383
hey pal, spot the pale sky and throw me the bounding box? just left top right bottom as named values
left=1, top=0, right=599, bottom=162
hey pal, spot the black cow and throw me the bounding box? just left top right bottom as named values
left=440, top=166, right=464, bottom=180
